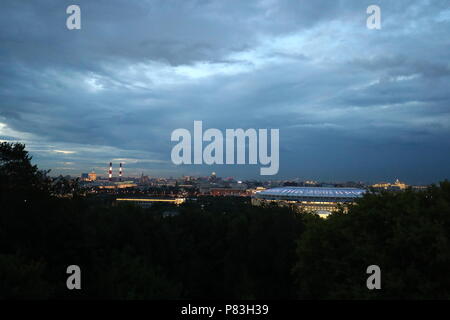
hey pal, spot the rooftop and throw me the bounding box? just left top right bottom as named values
left=256, top=186, right=366, bottom=199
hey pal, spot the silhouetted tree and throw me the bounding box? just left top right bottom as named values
left=0, top=142, right=50, bottom=201
left=293, top=181, right=450, bottom=299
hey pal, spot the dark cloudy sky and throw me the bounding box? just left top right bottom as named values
left=1, top=0, right=449, bottom=183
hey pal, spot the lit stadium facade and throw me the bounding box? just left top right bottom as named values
left=252, top=187, right=366, bottom=217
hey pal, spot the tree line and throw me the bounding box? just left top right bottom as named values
left=1, top=142, right=450, bottom=299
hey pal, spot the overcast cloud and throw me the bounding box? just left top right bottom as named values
left=0, top=0, right=449, bottom=183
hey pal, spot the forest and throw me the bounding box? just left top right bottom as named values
left=1, top=142, right=450, bottom=299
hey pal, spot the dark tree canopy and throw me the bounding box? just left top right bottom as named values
left=0, top=142, right=50, bottom=200
left=293, top=181, right=450, bottom=299
left=1, top=143, right=450, bottom=299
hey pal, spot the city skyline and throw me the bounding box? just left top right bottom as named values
left=65, top=165, right=422, bottom=187
left=1, top=0, right=450, bottom=184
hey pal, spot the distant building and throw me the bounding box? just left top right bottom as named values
left=116, top=197, right=186, bottom=208
left=229, top=181, right=248, bottom=190
left=88, top=171, right=97, bottom=181
left=81, top=173, right=89, bottom=181
left=304, top=180, right=319, bottom=186
left=372, top=179, right=408, bottom=191
left=248, top=186, right=266, bottom=195
left=99, top=181, right=138, bottom=189
left=252, top=186, right=366, bottom=218
left=210, top=188, right=250, bottom=197
left=139, top=173, right=150, bottom=184
left=209, top=171, right=218, bottom=182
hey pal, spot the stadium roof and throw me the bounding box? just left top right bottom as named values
left=256, top=187, right=366, bottom=199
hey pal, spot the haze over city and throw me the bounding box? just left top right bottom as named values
left=1, top=0, right=449, bottom=184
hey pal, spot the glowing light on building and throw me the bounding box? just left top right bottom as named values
left=252, top=186, right=366, bottom=218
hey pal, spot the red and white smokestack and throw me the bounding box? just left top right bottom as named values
left=119, top=163, right=123, bottom=181
left=109, top=162, right=112, bottom=181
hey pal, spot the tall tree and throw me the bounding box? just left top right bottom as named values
left=0, top=142, right=50, bottom=201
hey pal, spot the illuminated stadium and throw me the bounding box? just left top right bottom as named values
left=252, top=187, right=366, bottom=217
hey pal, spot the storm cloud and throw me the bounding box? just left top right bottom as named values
left=0, top=0, right=449, bottom=183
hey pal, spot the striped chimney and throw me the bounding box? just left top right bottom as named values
left=109, top=162, right=112, bottom=181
